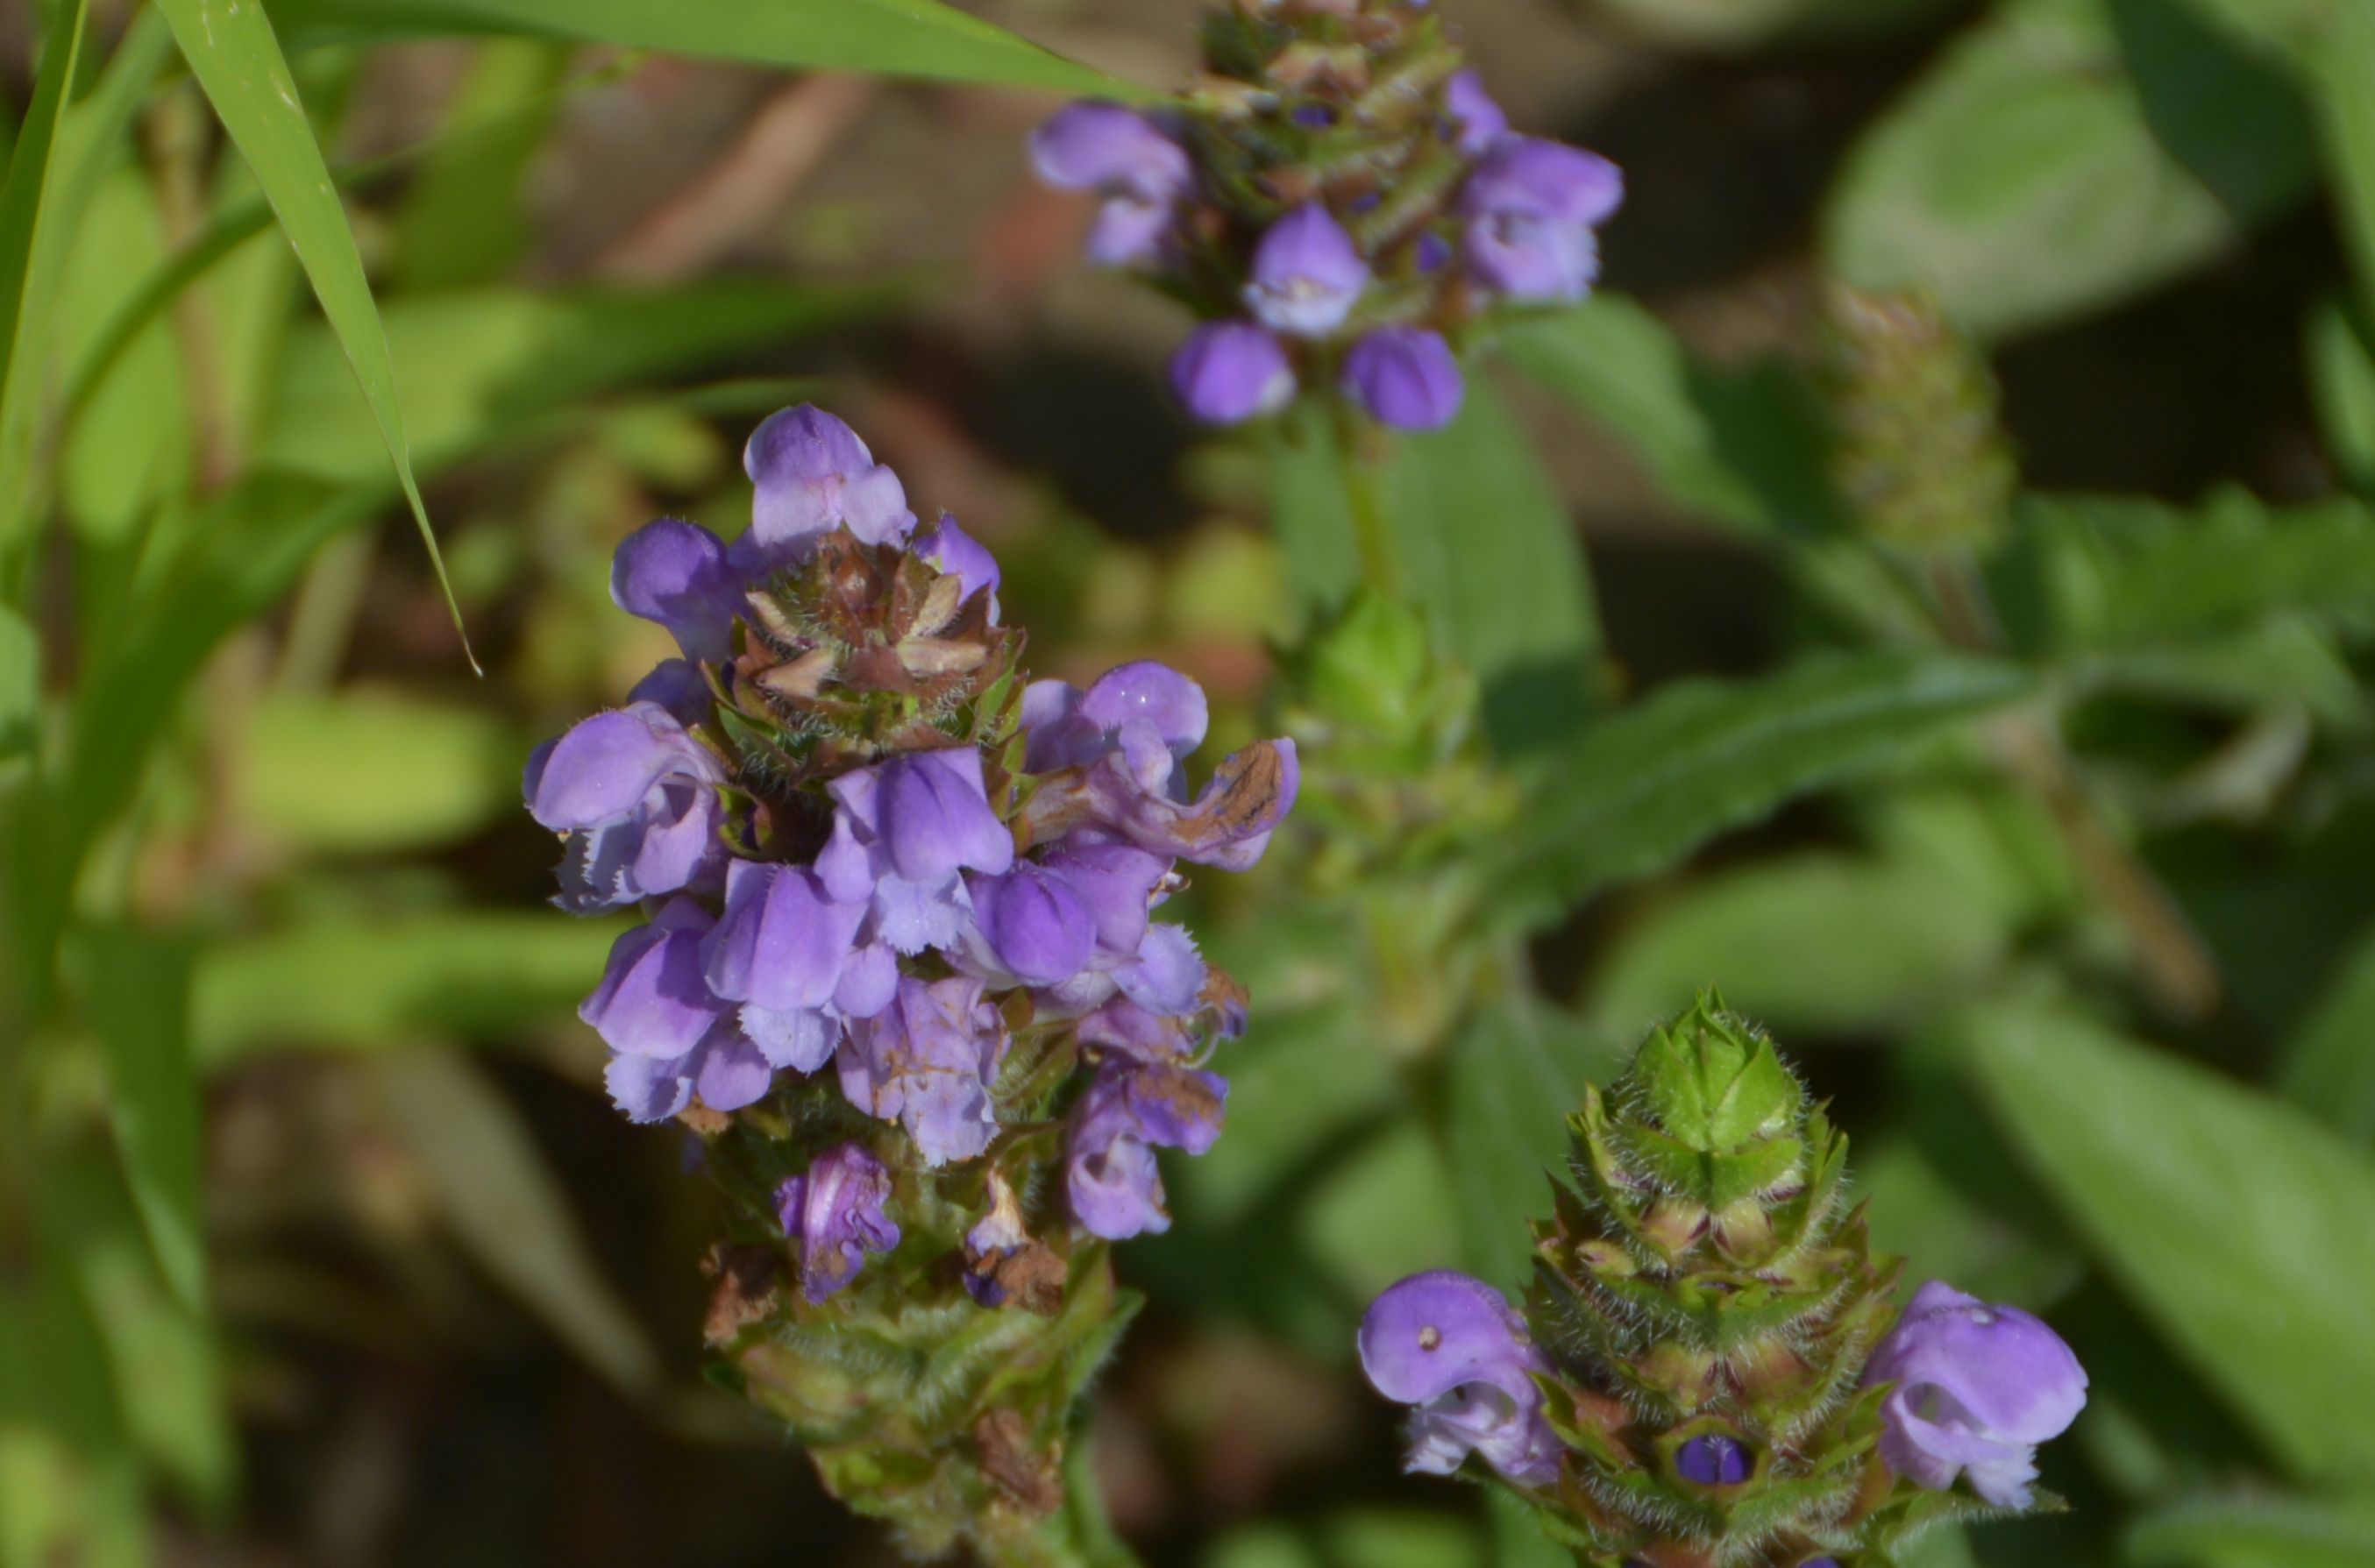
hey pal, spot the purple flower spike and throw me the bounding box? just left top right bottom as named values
left=1243, top=205, right=1369, bottom=338
left=1357, top=1271, right=1561, bottom=1486
left=914, top=513, right=1002, bottom=615
left=611, top=518, right=743, bottom=663
left=1860, top=1281, right=2088, bottom=1508
left=1676, top=1434, right=1753, bottom=1486
left=1343, top=327, right=1464, bottom=431
left=969, top=862, right=1098, bottom=987
left=1461, top=137, right=1625, bottom=228
left=1444, top=70, right=1508, bottom=155
left=1170, top=322, right=1296, bottom=425
left=777, top=1142, right=900, bottom=1302
left=741, top=404, right=916, bottom=566
left=840, top=976, right=1006, bottom=1166
left=1065, top=1060, right=1226, bottom=1239
left=1031, top=103, right=1191, bottom=269
left=526, top=705, right=726, bottom=912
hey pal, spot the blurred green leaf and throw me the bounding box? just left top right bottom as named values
left=235, top=691, right=513, bottom=853
left=1262, top=403, right=1362, bottom=615
left=1386, top=376, right=1601, bottom=751
left=76, top=929, right=206, bottom=1315
left=0, top=606, right=32, bottom=762
left=0, top=0, right=92, bottom=583
left=2315, top=1, right=2375, bottom=316
left=154, top=0, right=473, bottom=663
left=1209, top=1512, right=1484, bottom=1568
left=192, top=911, right=628, bottom=1068
left=2128, top=1493, right=2375, bottom=1568
left=370, top=1050, right=660, bottom=1396
left=1966, top=998, right=2375, bottom=1485
left=1298, top=1119, right=1461, bottom=1309
left=2307, top=301, right=2375, bottom=493
left=1446, top=995, right=1616, bottom=1290
left=260, top=282, right=890, bottom=479
left=1825, top=0, right=2314, bottom=337
left=269, top=0, right=1133, bottom=96
left=1492, top=651, right=2036, bottom=927
left=2279, top=919, right=2375, bottom=1144
left=393, top=39, right=568, bottom=290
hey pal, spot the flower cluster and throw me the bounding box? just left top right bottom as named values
left=1355, top=997, right=2087, bottom=1565
left=526, top=405, right=1298, bottom=1302
left=1028, top=0, right=1621, bottom=431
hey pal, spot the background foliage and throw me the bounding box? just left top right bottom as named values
left=4, top=0, right=2373, bottom=1564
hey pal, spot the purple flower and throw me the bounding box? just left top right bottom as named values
left=582, top=898, right=782, bottom=1122
left=967, top=862, right=1097, bottom=987
left=1464, top=213, right=1599, bottom=302
left=777, top=1142, right=900, bottom=1302
left=1243, top=205, right=1369, bottom=338
left=1676, top=1433, right=1752, bottom=1486
left=1022, top=662, right=1209, bottom=775
left=626, top=659, right=713, bottom=726
left=914, top=513, right=1002, bottom=615
left=611, top=518, right=743, bottom=663
left=737, top=404, right=915, bottom=571
left=698, top=861, right=873, bottom=1073
left=1343, top=327, right=1464, bottom=431
left=821, top=749, right=1015, bottom=954
left=1860, top=1281, right=2088, bottom=1508
left=1461, top=137, right=1624, bottom=228
left=1444, top=70, right=1508, bottom=155
left=839, top=976, right=1006, bottom=1165
left=1030, top=103, right=1192, bottom=269
left=525, top=703, right=726, bottom=912
left=1170, top=322, right=1296, bottom=425
left=963, top=1169, right=1031, bottom=1307
left=1065, top=1059, right=1226, bottom=1238
left=1357, top=1271, right=1561, bottom=1486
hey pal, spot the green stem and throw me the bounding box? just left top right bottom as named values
left=1333, top=399, right=1401, bottom=600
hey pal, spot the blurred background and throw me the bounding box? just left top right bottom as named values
left=5, top=0, right=2375, bottom=1564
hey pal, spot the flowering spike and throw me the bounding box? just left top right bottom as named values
left=1359, top=994, right=2087, bottom=1566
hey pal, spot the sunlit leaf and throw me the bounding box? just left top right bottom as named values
left=393, top=39, right=569, bottom=290
left=153, top=0, right=473, bottom=661
left=1966, top=998, right=2375, bottom=1484
left=0, top=605, right=33, bottom=762
left=75, top=928, right=207, bottom=1315
left=270, top=0, right=1134, bottom=96
left=235, top=691, right=515, bottom=853
left=2307, top=301, right=2375, bottom=493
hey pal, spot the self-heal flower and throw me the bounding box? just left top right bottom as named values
left=738, top=403, right=915, bottom=571
left=1064, top=1060, right=1225, bottom=1239
left=1358, top=1270, right=1561, bottom=1486
left=821, top=749, right=1015, bottom=954
left=1243, top=205, right=1369, bottom=338
left=1443, top=69, right=1508, bottom=155
left=914, top=513, right=1002, bottom=618
left=1343, top=327, right=1464, bottom=433
left=1030, top=103, right=1193, bottom=269
left=1170, top=322, right=1296, bottom=425
left=1676, top=1434, right=1753, bottom=1486
left=582, top=898, right=779, bottom=1122
left=526, top=703, right=726, bottom=912
left=1860, top=1281, right=2088, bottom=1508
left=1460, top=138, right=1622, bottom=304
left=612, top=518, right=743, bottom=663
left=777, top=1142, right=900, bottom=1302
left=840, top=976, right=1006, bottom=1165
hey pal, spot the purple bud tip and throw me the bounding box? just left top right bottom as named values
left=1170, top=322, right=1295, bottom=425
left=1244, top=205, right=1369, bottom=338
left=1675, top=1433, right=1753, bottom=1486
left=1342, top=327, right=1464, bottom=431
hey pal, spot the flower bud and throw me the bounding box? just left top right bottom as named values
left=1343, top=327, right=1463, bottom=431
left=1170, top=321, right=1296, bottom=424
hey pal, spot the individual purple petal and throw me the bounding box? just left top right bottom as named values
left=1444, top=69, right=1508, bottom=155
left=1343, top=327, right=1464, bottom=432
left=741, top=404, right=916, bottom=565
left=1464, top=211, right=1600, bottom=302
left=700, top=861, right=864, bottom=1011
left=1062, top=736, right=1299, bottom=871
left=627, top=658, right=713, bottom=726
left=611, top=518, right=743, bottom=663
left=1676, top=1434, right=1753, bottom=1486
left=1357, top=1271, right=1561, bottom=1486
left=840, top=976, right=1005, bottom=1166
left=580, top=899, right=729, bottom=1063
left=875, top=749, right=1014, bottom=883
left=1244, top=205, right=1370, bottom=338
left=1860, top=1280, right=2088, bottom=1508
left=738, top=1004, right=838, bottom=1074
left=527, top=705, right=717, bottom=832
left=693, top=1028, right=775, bottom=1112
left=1460, top=137, right=1624, bottom=227
left=1170, top=322, right=1296, bottom=425
left=833, top=940, right=900, bottom=1019
left=605, top=1050, right=694, bottom=1124
left=1065, top=1061, right=1226, bottom=1239
left=914, top=513, right=1002, bottom=613
left=1078, top=663, right=1210, bottom=756
left=1085, top=195, right=1177, bottom=269
left=1113, top=924, right=1205, bottom=1016
left=1029, top=103, right=1191, bottom=203
left=1040, top=836, right=1170, bottom=957
left=968, top=863, right=1098, bottom=987
left=776, top=1142, right=900, bottom=1302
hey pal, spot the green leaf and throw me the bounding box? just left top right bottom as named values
left=153, top=0, right=474, bottom=663
left=75, top=929, right=207, bottom=1316
left=191, top=911, right=629, bottom=1068
left=2129, top=1493, right=2375, bottom=1568
left=1824, top=0, right=2315, bottom=337
left=1966, top=998, right=2375, bottom=1485
left=371, top=1051, right=660, bottom=1396
left=1446, top=995, right=1618, bottom=1290
left=1492, top=651, right=2036, bottom=926
left=1262, top=402, right=1363, bottom=614
left=2307, top=300, right=2375, bottom=493
left=0, top=0, right=92, bottom=583
left=0, top=605, right=32, bottom=762
left=393, top=40, right=569, bottom=290
left=2280, top=919, right=2375, bottom=1145
left=269, top=0, right=1133, bottom=96
left=2316, top=0, right=2375, bottom=317
left=1384, top=375, right=1602, bottom=751
left=235, top=691, right=514, bottom=853
left=1298, top=1120, right=1462, bottom=1309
